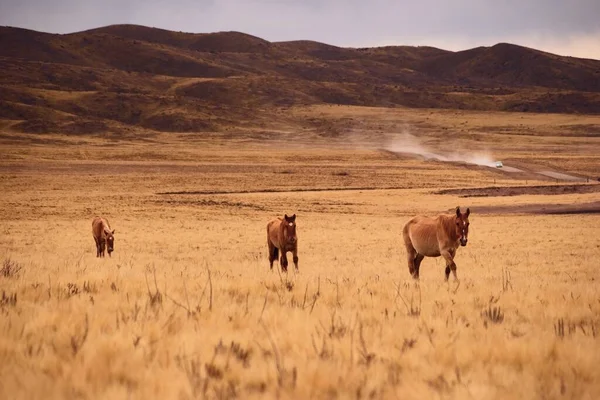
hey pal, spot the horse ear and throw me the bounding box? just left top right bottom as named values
left=465, top=208, right=470, bottom=217
left=112, top=229, right=116, bottom=234
left=291, top=214, right=296, bottom=221
left=456, top=206, right=461, bottom=217
left=284, top=214, right=289, bottom=220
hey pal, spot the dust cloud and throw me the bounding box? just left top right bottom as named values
left=385, top=131, right=497, bottom=167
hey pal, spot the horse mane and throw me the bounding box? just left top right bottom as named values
left=438, top=213, right=458, bottom=241
left=277, top=218, right=287, bottom=241
left=93, top=217, right=112, bottom=235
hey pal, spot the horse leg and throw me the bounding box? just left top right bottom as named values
left=405, top=245, right=418, bottom=279
left=292, top=247, right=299, bottom=272
left=268, top=240, right=277, bottom=270
left=280, top=250, right=289, bottom=272
left=448, top=248, right=458, bottom=279
left=441, top=249, right=457, bottom=281
left=94, top=237, right=100, bottom=257
left=403, top=225, right=419, bottom=279
left=413, top=254, right=425, bottom=279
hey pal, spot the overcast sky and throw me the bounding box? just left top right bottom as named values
left=1, top=0, right=599, bottom=59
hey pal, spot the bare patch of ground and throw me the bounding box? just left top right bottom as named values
left=537, top=170, right=587, bottom=181
left=475, top=201, right=600, bottom=215
left=158, top=186, right=407, bottom=196
left=435, top=184, right=600, bottom=197
left=155, top=198, right=267, bottom=211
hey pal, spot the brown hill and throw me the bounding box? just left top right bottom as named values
left=420, top=43, right=600, bottom=91
left=1, top=24, right=599, bottom=135
left=86, top=25, right=272, bottom=53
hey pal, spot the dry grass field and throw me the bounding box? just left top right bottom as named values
left=1, top=106, right=600, bottom=400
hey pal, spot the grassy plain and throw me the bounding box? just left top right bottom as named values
left=1, top=106, right=599, bottom=399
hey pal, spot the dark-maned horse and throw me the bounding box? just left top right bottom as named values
left=402, top=207, right=470, bottom=280
left=92, top=216, right=115, bottom=257
left=267, top=214, right=299, bottom=272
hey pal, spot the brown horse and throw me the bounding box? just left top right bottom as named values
left=267, top=214, right=298, bottom=272
left=92, top=216, right=115, bottom=257
left=402, top=207, right=470, bottom=280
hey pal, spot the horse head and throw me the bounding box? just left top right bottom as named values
left=455, top=207, right=470, bottom=246
left=283, top=214, right=297, bottom=245
left=104, top=228, right=116, bottom=256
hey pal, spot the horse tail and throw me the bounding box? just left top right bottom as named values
left=402, top=219, right=413, bottom=249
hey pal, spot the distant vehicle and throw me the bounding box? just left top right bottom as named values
left=495, top=161, right=503, bottom=168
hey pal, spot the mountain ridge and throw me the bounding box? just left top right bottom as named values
left=1, top=24, right=599, bottom=135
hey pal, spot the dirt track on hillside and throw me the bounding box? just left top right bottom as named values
left=474, top=201, right=600, bottom=215
left=435, top=184, right=600, bottom=197
left=436, top=184, right=600, bottom=215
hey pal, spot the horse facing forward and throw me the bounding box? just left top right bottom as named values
left=267, top=214, right=299, bottom=272
left=402, top=207, right=470, bottom=280
left=92, top=216, right=115, bottom=257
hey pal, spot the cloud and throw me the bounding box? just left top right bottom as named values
left=1, top=0, right=599, bottom=59
left=364, top=32, right=600, bottom=60
left=514, top=32, right=600, bottom=59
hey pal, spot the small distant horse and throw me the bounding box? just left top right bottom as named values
left=267, top=214, right=299, bottom=272
left=402, top=207, right=470, bottom=280
left=92, top=216, right=115, bottom=257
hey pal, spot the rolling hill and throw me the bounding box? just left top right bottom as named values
left=1, top=24, right=599, bottom=135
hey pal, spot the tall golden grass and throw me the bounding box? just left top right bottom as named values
left=2, top=204, right=599, bottom=399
